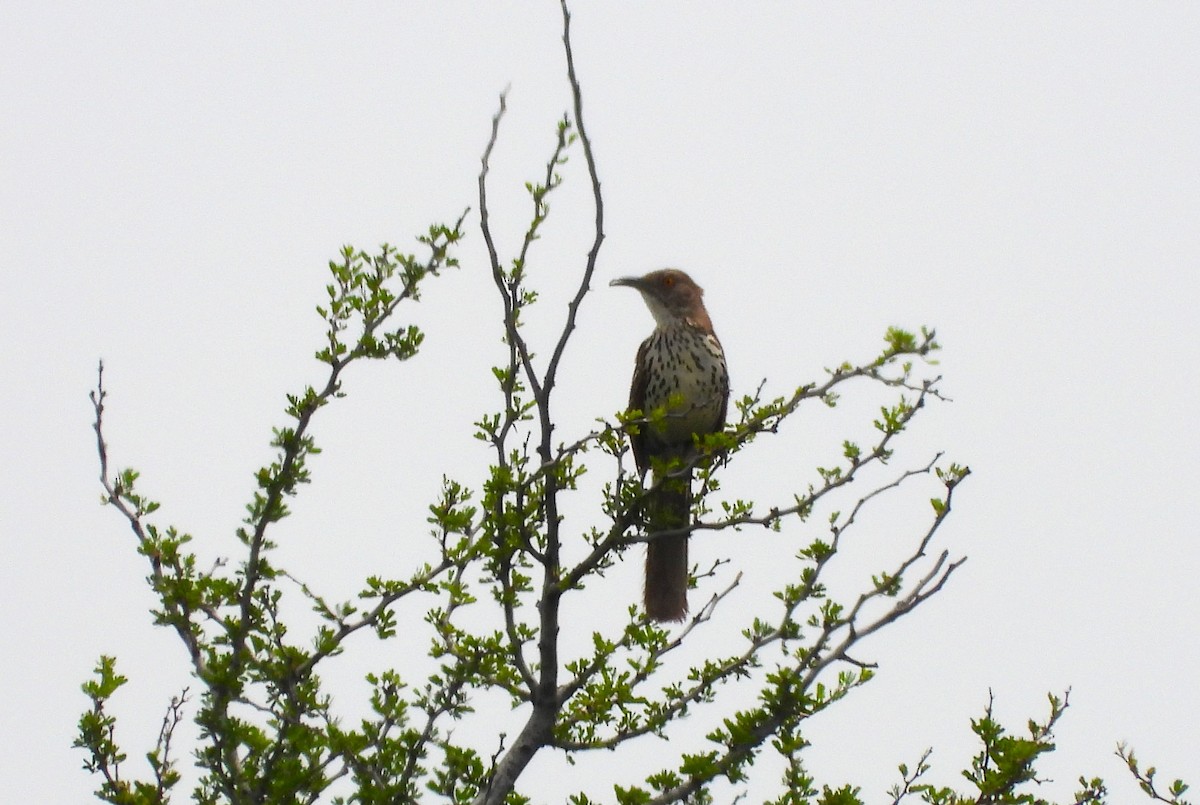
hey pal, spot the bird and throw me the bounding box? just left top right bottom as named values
left=610, top=269, right=729, bottom=621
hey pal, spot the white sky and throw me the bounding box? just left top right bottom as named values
left=2, top=2, right=1197, bottom=802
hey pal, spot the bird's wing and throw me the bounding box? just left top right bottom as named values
left=628, top=336, right=652, bottom=478
left=711, top=333, right=729, bottom=430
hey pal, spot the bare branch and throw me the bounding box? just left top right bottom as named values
left=543, top=0, right=605, bottom=393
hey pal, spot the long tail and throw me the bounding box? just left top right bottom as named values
left=644, top=469, right=691, bottom=622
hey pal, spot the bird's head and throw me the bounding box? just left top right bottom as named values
left=610, top=269, right=708, bottom=330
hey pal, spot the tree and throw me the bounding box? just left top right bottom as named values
left=75, top=3, right=1190, bottom=804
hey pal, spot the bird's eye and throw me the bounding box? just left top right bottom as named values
left=663, top=275, right=676, bottom=287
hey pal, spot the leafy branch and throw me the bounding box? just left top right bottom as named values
left=81, top=222, right=466, bottom=804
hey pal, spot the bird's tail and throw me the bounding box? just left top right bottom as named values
left=644, top=468, right=691, bottom=622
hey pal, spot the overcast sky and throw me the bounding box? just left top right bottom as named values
left=2, top=2, right=1197, bottom=802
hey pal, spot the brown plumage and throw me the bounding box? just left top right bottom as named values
left=610, top=269, right=729, bottom=621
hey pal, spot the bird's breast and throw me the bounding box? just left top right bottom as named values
left=642, top=326, right=728, bottom=444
